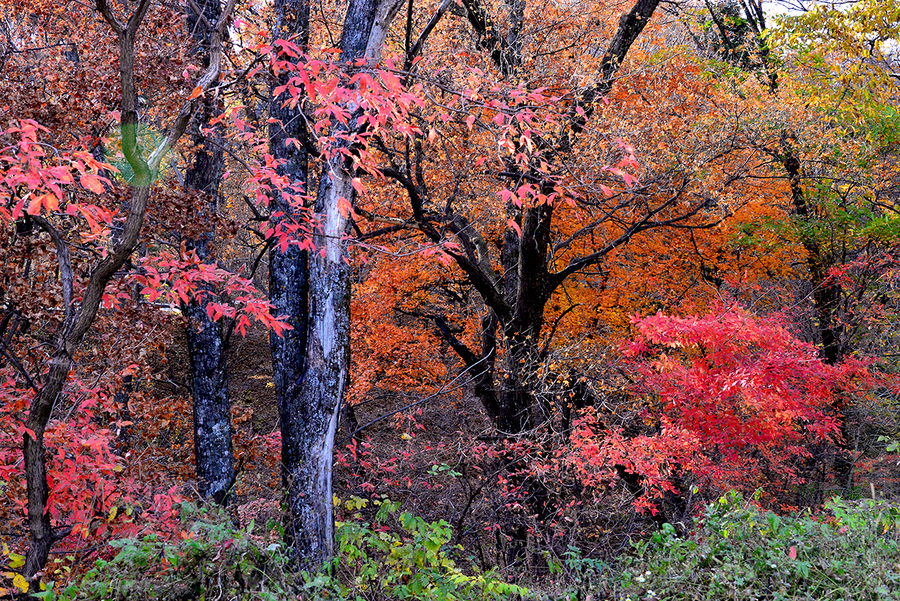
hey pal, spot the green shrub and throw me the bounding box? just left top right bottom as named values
left=557, top=491, right=900, bottom=601
left=43, top=499, right=528, bottom=601
left=320, top=496, right=527, bottom=600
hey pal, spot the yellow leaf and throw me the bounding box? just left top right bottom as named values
left=108, top=506, right=118, bottom=522
left=8, top=553, right=25, bottom=569
left=12, top=573, right=28, bottom=593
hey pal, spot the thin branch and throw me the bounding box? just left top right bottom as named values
left=125, top=0, right=154, bottom=39
left=337, top=352, right=493, bottom=445
left=539, top=303, right=580, bottom=360
left=405, top=0, right=452, bottom=71
left=0, top=340, right=39, bottom=392
left=31, top=216, right=73, bottom=323
left=147, top=0, right=239, bottom=172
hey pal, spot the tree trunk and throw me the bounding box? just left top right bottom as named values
left=267, top=0, right=313, bottom=550
left=184, top=300, right=234, bottom=503
left=778, top=136, right=854, bottom=489
left=273, top=0, right=404, bottom=567
left=183, top=0, right=235, bottom=505
left=284, top=165, right=353, bottom=566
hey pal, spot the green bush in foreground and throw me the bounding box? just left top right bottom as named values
left=42, top=498, right=525, bottom=601
left=35, top=492, right=900, bottom=601
left=554, top=492, right=900, bottom=601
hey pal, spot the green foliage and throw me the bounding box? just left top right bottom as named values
left=46, top=503, right=292, bottom=601
left=694, top=0, right=761, bottom=74
left=320, top=496, right=528, bottom=600
left=41, top=500, right=528, bottom=601
left=556, top=492, right=900, bottom=600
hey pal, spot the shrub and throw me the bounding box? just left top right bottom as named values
left=43, top=499, right=528, bottom=601
left=555, top=491, right=900, bottom=601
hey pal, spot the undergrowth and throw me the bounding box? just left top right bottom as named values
left=34, top=492, right=900, bottom=600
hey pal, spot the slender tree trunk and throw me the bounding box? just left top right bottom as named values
left=778, top=136, right=854, bottom=490
left=183, top=0, right=235, bottom=505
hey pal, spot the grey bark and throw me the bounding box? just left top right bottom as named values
left=271, top=0, right=403, bottom=568
left=268, top=0, right=313, bottom=552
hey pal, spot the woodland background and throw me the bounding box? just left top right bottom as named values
left=0, top=0, right=899, bottom=597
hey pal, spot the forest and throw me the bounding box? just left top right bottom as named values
left=0, top=0, right=899, bottom=598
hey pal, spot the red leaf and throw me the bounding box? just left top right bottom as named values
left=80, top=174, right=105, bottom=194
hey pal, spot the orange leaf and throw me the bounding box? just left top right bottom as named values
left=27, top=195, right=41, bottom=215
left=80, top=174, right=105, bottom=194
left=188, top=87, right=203, bottom=100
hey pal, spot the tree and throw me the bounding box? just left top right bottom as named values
left=693, top=0, right=900, bottom=488
left=342, top=0, right=776, bottom=561
left=264, top=0, right=412, bottom=566
left=267, top=0, right=313, bottom=552
left=0, top=0, right=237, bottom=582
left=182, top=0, right=236, bottom=506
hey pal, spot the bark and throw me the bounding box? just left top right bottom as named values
left=22, top=0, right=235, bottom=581
left=268, top=0, right=312, bottom=550
left=283, top=167, right=353, bottom=566
left=183, top=0, right=236, bottom=506
left=184, top=300, right=234, bottom=504
left=269, top=0, right=403, bottom=567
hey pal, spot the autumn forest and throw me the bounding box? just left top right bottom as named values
left=1, top=0, right=899, bottom=598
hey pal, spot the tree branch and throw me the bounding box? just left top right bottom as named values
left=31, top=216, right=74, bottom=323
left=95, top=0, right=123, bottom=36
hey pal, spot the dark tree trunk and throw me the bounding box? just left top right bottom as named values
left=778, top=136, right=855, bottom=490
left=267, top=0, right=313, bottom=551
left=183, top=0, right=235, bottom=505
left=270, top=0, right=404, bottom=567
left=184, top=300, right=234, bottom=503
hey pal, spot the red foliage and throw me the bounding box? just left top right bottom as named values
left=569, top=305, right=872, bottom=509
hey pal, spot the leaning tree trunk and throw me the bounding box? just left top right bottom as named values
left=183, top=0, right=235, bottom=505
